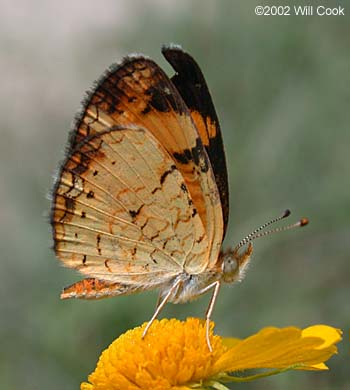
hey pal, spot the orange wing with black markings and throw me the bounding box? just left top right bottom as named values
left=66, top=54, right=224, bottom=260
left=71, top=56, right=223, bottom=242
left=52, top=126, right=209, bottom=295
left=51, top=46, right=226, bottom=299
left=162, top=44, right=229, bottom=237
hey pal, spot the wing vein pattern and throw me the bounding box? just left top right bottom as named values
left=51, top=48, right=226, bottom=291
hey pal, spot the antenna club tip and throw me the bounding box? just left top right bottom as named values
left=283, top=209, right=291, bottom=218
left=300, top=218, right=309, bottom=227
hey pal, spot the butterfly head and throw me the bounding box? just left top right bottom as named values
left=221, top=243, right=253, bottom=283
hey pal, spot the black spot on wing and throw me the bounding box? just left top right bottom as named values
left=97, top=234, right=102, bottom=255
left=160, top=164, right=176, bottom=184
left=141, top=105, right=151, bottom=115
left=56, top=196, right=76, bottom=223
left=151, top=186, right=161, bottom=195
left=180, top=183, right=187, bottom=192
left=65, top=197, right=75, bottom=211
left=87, top=190, right=94, bottom=198
left=71, top=153, right=90, bottom=175
left=173, top=137, right=209, bottom=173
left=150, top=249, right=158, bottom=264
left=142, top=77, right=186, bottom=115
left=129, top=204, right=144, bottom=220
left=173, top=149, right=191, bottom=165
left=145, top=86, right=169, bottom=112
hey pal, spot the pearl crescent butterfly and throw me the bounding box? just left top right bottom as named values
left=51, top=44, right=308, bottom=350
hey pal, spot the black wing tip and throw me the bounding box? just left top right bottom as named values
left=161, top=43, right=184, bottom=53
left=162, top=43, right=194, bottom=66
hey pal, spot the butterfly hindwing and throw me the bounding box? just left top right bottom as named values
left=52, top=126, right=209, bottom=287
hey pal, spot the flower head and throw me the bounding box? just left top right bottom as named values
left=81, top=318, right=341, bottom=390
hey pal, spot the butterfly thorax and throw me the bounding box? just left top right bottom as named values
left=160, top=271, right=221, bottom=304
left=159, top=243, right=253, bottom=304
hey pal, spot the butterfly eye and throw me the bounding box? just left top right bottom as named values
left=222, top=254, right=239, bottom=282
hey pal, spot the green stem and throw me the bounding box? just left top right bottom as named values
left=218, top=365, right=300, bottom=383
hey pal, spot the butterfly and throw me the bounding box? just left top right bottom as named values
left=51, top=44, right=308, bottom=351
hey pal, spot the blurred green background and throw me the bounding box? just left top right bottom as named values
left=1, top=0, right=349, bottom=389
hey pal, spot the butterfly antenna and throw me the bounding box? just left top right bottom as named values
left=234, top=210, right=308, bottom=251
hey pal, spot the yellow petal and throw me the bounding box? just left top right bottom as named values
left=213, top=326, right=341, bottom=373
left=221, top=337, right=241, bottom=348
left=299, top=325, right=342, bottom=370
left=302, top=325, right=342, bottom=348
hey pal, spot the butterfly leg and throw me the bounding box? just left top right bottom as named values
left=196, top=280, right=221, bottom=352
left=142, top=279, right=182, bottom=339
left=155, top=291, right=162, bottom=310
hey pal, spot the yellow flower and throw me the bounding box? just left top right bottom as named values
left=81, top=318, right=342, bottom=390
